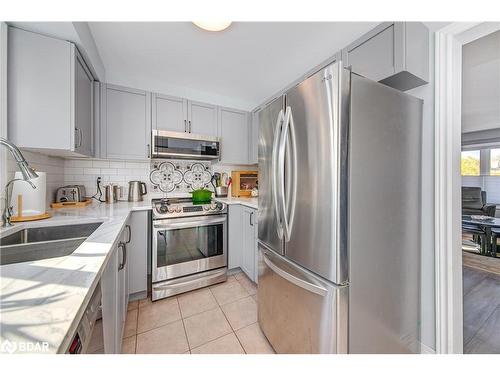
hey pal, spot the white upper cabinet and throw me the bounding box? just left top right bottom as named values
left=188, top=101, right=218, bottom=136
left=100, top=84, right=151, bottom=160
left=8, top=27, right=94, bottom=157
left=152, top=93, right=187, bottom=132
left=218, top=107, right=250, bottom=164
left=342, top=22, right=429, bottom=91
left=75, top=52, right=94, bottom=157
left=152, top=94, right=218, bottom=137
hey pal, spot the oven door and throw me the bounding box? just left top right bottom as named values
left=152, top=215, right=227, bottom=282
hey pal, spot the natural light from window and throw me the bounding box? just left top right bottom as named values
left=461, top=150, right=480, bottom=176
left=490, top=148, right=500, bottom=176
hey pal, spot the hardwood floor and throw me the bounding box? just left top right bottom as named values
left=463, top=265, right=500, bottom=353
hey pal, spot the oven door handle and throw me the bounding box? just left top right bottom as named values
left=153, top=216, right=227, bottom=230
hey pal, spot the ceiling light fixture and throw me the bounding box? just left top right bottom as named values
left=193, top=21, right=232, bottom=32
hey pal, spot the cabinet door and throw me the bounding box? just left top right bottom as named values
left=127, top=211, right=148, bottom=297
left=101, top=84, right=151, bottom=160
left=241, top=207, right=257, bottom=282
left=249, top=111, right=259, bottom=164
left=188, top=100, right=218, bottom=136
left=8, top=27, right=73, bottom=152
left=74, top=51, right=94, bottom=157
left=153, top=93, right=187, bottom=132
left=342, top=22, right=429, bottom=91
left=228, top=205, right=243, bottom=269
left=116, top=239, right=127, bottom=349
left=101, top=246, right=118, bottom=353
left=219, top=107, right=250, bottom=164
left=343, top=23, right=397, bottom=82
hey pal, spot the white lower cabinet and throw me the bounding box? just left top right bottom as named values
left=100, top=225, right=129, bottom=354
left=228, top=205, right=258, bottom=283
left=127, top=211, right=149, bottom=298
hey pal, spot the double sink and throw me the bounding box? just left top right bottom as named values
left=0, top=222, right=102, bottom=266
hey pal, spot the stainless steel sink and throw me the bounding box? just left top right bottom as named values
left=0, top=222, right=102, bottom=246
left=0, top=222, right=102, bottom=265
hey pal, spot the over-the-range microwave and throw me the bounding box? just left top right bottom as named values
left=150, top=130, right=220, bottom=161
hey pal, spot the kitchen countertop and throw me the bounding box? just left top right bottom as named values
left=0, top=197, right=258, bottom=354
left=213, top=196, right=258, bottom=210
left=0, top=200, right=151, bottom=354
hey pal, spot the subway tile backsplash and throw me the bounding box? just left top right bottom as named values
left=64, top=158, right=151, bottom=200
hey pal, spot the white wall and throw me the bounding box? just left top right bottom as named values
left=406, top=22, right=448, bottom=352
left=462, top=30, right=500, bottom=133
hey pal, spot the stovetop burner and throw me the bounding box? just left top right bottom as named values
left=152, top=197, right=226, bottom=219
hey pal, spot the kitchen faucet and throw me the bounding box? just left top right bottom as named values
left=1, top=137, right=38, bottom=227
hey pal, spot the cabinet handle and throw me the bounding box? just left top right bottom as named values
left=123, top=243, right=127, bottom=268
left=146, top=144, right=150, bottom=158
left=184, top=119, right=187, bottom=132
left=75, top=128, right=83, bottom=148
left=188, top=120, right=192, bottom=133
left=250, top=212, right=254, bottom=226
left=118, top=242, right=126, bottom=270
left=125, top=224, right=131, bottom=243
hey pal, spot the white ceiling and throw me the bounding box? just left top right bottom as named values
left=88, top=22, right=378, bottom=110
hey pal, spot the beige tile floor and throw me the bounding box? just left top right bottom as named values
left=121, top=271, right=274, bottom=354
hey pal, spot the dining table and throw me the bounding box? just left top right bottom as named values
left=462, top=215, right=500, bottom=255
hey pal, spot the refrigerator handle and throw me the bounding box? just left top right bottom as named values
left=272, top=109, right=285, bottom=239
left=279, top=106, right=297, bottom=242
left=262, top=250, right=328, bottom=297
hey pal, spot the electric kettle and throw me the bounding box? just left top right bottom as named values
left=128, top=181, right=147, bottom=202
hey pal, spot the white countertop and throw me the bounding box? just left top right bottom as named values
left=0, top=197, right=257, bottom=354
left=0, top=200, right=151, bottom=354
left=214, top=196, right=258, bottom=210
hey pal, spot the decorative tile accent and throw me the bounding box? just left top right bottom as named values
left=150, top=161, right=213, bottom=193
left=184, top=163, right=212, bottom=190
left=149, top=162, right=183, bottom=193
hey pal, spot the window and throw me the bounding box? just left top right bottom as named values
left=490, top=148, right=500, bottom=176
left=461, top=150, right=480, bottom=176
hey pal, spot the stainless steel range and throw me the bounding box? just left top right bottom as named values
left=151, top=197, right=227, bottom=301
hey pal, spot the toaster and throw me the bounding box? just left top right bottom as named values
left=56, top=185, right=87, bottom=203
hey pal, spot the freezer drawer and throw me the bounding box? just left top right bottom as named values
left=257, top=244, right=348, bottom=354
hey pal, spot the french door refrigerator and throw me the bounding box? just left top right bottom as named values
left=257, top=61, right=422, bottom=354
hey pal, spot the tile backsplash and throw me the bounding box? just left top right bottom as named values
left=65, top=157, right=257, bottom=201
left=4, top=149, right=257, bottom=207
left=64, top=158, right=152, bottom=201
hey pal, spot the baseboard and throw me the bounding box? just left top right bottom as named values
left=129, top=290, right=147, bottom=302
left=420, top=342, right=436, bottom=354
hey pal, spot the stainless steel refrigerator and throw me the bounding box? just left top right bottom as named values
left=257, top=61, right=422, bottom=354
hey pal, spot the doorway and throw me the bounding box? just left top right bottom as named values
left=435, top=22, right=500, bottom=354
